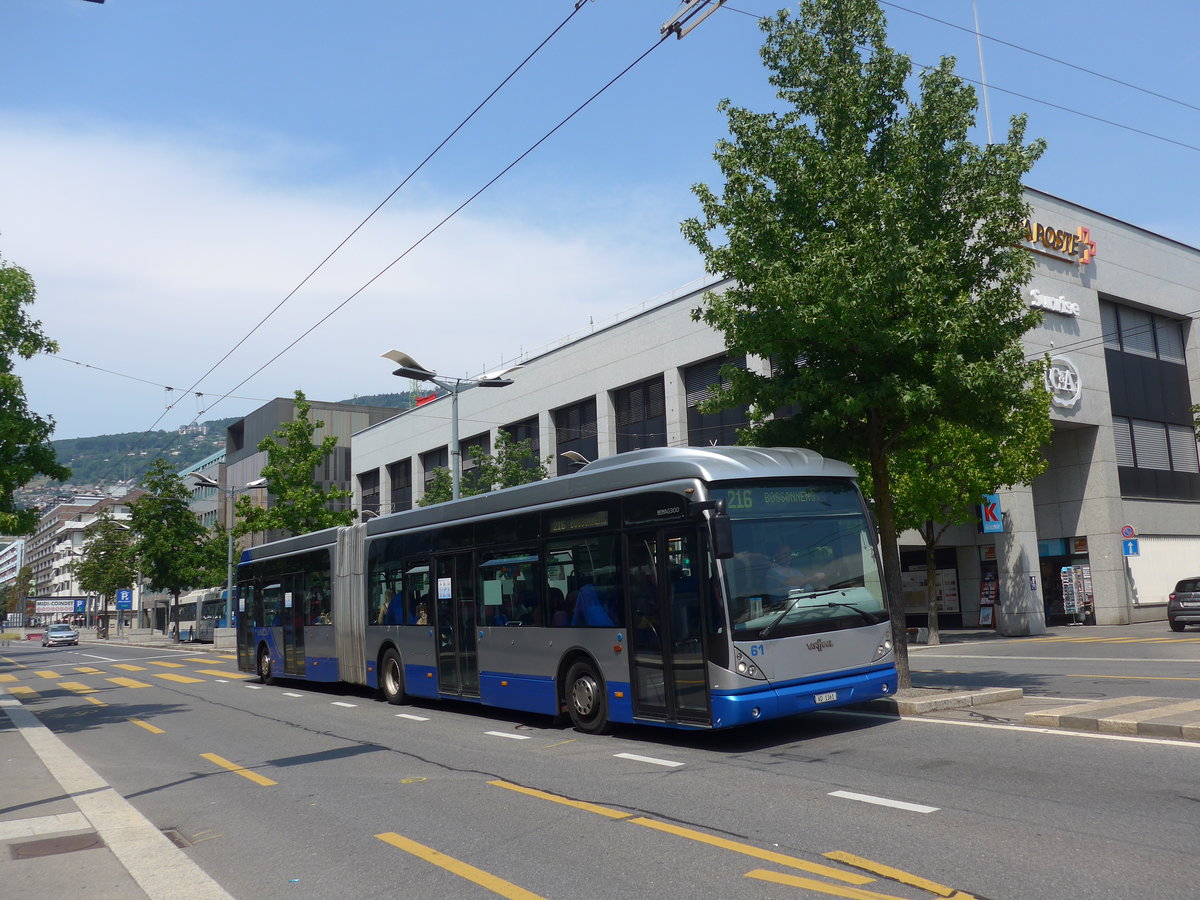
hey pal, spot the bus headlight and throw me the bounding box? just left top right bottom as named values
left=872, top=635, right=893, bottom=662
left=734, top=648, right=767, bottom=681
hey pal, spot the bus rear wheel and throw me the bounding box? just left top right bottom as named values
left=380, top=648, right=406, bottom=705
left=258, top=646, right=275, bottom=685
left=566, top=661, right=610, bottom=734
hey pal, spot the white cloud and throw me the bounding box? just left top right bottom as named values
left=1, top=114, right=704, bottom=440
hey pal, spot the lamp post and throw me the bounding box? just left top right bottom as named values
left=189, top=473, right=268, bottom=630
left=381, top=350, right=522, bottom=501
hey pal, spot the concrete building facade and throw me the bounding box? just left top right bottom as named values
left=350, top=189, right=1200, bottom=634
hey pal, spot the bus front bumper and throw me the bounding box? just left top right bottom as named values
left=709, top=665, right=897, bottom=729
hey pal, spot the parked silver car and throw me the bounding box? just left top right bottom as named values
left=41, top=623, right=79, bottom=647
left=1168, top=578, right=1200, bottom=632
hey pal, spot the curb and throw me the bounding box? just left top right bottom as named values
left=863, top=687, right=1025, bottom=716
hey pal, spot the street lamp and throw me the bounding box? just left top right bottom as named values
left=189, top=473, right=268, bottom=632
left=381, top=349, right=523, bottom=501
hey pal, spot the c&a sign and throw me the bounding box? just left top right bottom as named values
left=1022, top=218, right=1097, bottom=266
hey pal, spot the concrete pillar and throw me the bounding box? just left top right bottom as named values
left=996, top=484, right=1047, bottom=636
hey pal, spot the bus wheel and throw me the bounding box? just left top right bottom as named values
left=380, top=648, right=406, bottom=705
left=258, top=646, right=275, bottom=685
left=566, top=661, right=610, bottom=734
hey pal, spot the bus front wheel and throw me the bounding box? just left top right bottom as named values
left=258, top=646, right=275, bottom=685
left=566, top=661, right=610, bottom=734
left=380, top=648, right=406, bottom=705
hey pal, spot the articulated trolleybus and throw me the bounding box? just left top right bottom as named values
left=235, top=447, right=897, bottom=732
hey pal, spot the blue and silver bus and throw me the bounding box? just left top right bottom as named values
left=235, top=447, right=897, bottom=732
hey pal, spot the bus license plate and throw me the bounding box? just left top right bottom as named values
left=814, top=691, right=837, bottom=704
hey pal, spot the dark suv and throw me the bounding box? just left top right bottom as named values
left=1168, top=578, right=1200, bottom=632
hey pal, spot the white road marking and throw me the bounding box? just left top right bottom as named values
left=282, top=691, right=303, bottom=697
left=244, top=684, right=263, bottom=690
left=332, top=701, right=357, bottom=708
left=486, top=731, right=531, bottom=740
left=914, top=652, right=1200, bottom=664
left=396, top=713, right=429, bottom=721
left=829, top=790, right=938, bottom=814
left=614, top=751, right=685, bottom=768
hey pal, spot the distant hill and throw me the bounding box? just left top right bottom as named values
left=34, top=392, right=418, bottom=491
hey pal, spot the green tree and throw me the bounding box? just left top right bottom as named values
left=130, top=458, right=209, bottom=640
left=682, top=0, right=1046, bottom=687
left=72, top=509, right=137, bottom=638
left=0, top=253, right=71, bottom=533
left=0, top=564, right=35, bottom=627
left=235, top=390, right=355, bottom=536
left=419, top=430, right=550, bottom=506
left=885, top=385, right=1051, bottom=645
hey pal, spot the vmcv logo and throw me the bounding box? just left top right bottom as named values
left=807, top=639, right=833, bottom=652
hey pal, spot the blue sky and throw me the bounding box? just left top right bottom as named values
left=3, top=0, right=1198, bottom=442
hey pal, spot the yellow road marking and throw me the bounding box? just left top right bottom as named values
left=58, top=681, right=97, bottom=694
left=375, top=832, right=547, bottom=900
left=130, top=718, right=165, bottom=734
left=74, top=666, right=103, bottom=674
left=747, top=869, right=911, bottom=899
left=186, top=657, right=223, bottom=663
left=34, top=670, right=62, bottom=679
left=201, top=753, right=277, bottom=786
left=8, top=686, right=38, bottom=697
left=114, top=664, right=147, bottom=671
left=155, top=673, right=205, bottom=684
left=632, top=817, right=872, bottom=884
left=149, top=660, right=185, bottom=668
left=195, top=669, right=250, bottom=679
left=0, top=673, right=17, bottom=683
left=85, top=696, right=106, bottom=707
left=823, top=850, right=970, bottom=898
left=1, top=656, right=23, bottom=666
left=488, top=780, right=870, bottom=885
left=489, top=780, right=633, bottom=819
left=108, top=676, right=152, bottom=689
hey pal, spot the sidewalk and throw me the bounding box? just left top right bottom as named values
left=0, top=693, right=233, bottom=899
left=867, top=621, right=1200, bottom=742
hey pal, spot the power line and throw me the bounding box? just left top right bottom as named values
left=199, top=31, right=676, bottom=424
left=47, top=354, right=269, bottom=404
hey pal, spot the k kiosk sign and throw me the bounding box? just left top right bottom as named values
left=980, top=494, right=1004, bottom=533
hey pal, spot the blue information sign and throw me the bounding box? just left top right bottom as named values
left=1122, top=539, right=1140, bottom=557
left=981, top=494, right=1003, bottom=534
left=116, top=588, right=134, bottom=610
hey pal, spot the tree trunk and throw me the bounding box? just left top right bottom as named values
left=171, top=592, right=180, bottom=642
left=923, top=522, right=941, bottom=646
left=867, top=420, right=911, bottom=689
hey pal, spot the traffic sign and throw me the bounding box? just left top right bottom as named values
left=1122, top=538, right=1140, bottom=557
left=116, top=588, right=134, bottom=610
left=1120, top=524, right=1136, bottom=539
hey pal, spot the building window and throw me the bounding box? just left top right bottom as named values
left=421, top=446, right=448, bottom=490
left=358, top=469, right=380, bottom=515
left=1103, top=299, right=1198, bottom=500
left=613, top=376, right=667, bottom=453
left=555, top=397, right=598, bottom=476
left=684, top=355, right=749, bottom=447
left=388, top=459, right=412, bottom=513
left=461, top=433, right=490, bottom=473
left=502, top=417, right=542, bottom=475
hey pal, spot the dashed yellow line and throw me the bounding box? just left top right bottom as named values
left=746, top=869, right=910, bottom=899
left=0, top=673, right=17, bottom=683
left=195, top=669, right=251, bottom=680
left=201, top=753, right=277, bottom=786
left=85, top=696, right=106, bottom=707
left=108, top=676, right=152, bottom=689
left=154, top=673, right=204, bottom=684
left=58, top=681, right=97, bottom=694
left=130, top=718, right=165, bottom=734
left=376, top=832, right=547, bottom=900
left=824, top=849, right=971, bottom=898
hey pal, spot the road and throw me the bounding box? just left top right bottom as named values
left=3, top=627, right=1199, bottom=900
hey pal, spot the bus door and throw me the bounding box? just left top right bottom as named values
left=433, top=553, right=479, bottom=698
left=236, top=580, right=256, bottom=672
left=282, top=579, right=306, bottom=676
left=625, top=529, right=711, bottom=724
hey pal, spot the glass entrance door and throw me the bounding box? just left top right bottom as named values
left=626, top=529, right=710, bottom=723
left=434, top=553, right=479, bottom=697
left=282, top=581, right=306, bottom=676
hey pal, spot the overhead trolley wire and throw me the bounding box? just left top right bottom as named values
left=83, top=2, right=594, bottom=489
left=199, top=29, right=678, bottom=421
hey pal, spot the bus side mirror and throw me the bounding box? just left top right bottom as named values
left=694, top=500, right=734, bottom=560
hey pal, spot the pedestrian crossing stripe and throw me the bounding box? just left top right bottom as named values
left=108, top=677, right=151, bottom=688
left=34, top=670, right=62, bottom=679
left=74, top=666, right=103, bottom=674
left=59, top=681, right=97, bottom=694
left=114, top=664, right=146, bottom=671
left=149, top=660, right=186, bottom=668
left=154, top=673, right=204, bottom=684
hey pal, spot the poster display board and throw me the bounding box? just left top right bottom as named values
left=901, top=567, right=961, bottom=614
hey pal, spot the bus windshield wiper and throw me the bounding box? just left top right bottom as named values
left=760, top=589, right=844, bottom=637
left=821, top=601, right=880, bottom=625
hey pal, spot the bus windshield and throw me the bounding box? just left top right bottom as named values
left=710, top=482, right=888, bottom=640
